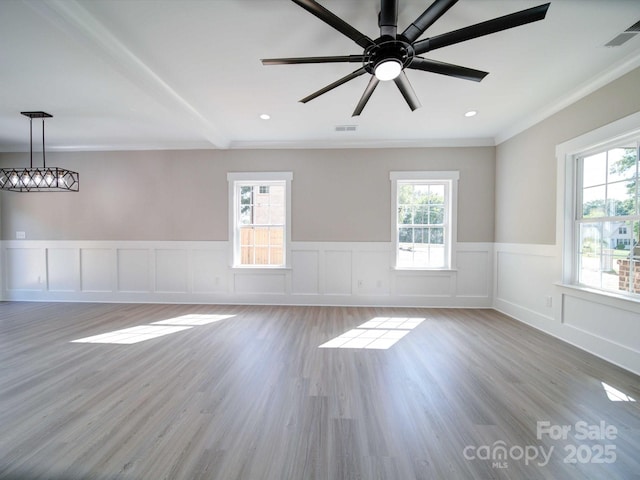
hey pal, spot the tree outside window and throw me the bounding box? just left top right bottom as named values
left=391, top=171, right=458, bottom=270
left=577, top=145, right=639, bottom=293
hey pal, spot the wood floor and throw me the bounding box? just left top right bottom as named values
left=0, top=302, right=638, bottom=480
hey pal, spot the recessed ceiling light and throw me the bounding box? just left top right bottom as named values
left=464, top=110, right=477, bottom=117
left=260, top=113, right=271, bottom=120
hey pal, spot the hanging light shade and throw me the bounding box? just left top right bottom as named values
left=0, top=111, right=79, bottom=192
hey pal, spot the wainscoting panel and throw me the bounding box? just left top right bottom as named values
left=47, top=248, right=79, bottom=292
left=355, top=249, right=391, bottom=296
left=291, top=250, right=319, bottom=295
left=563, top=293, right=639, bottom=353
left=155, top=249, right=188, bottom=293
left=5, top=247, right=45, bottom=291
left=1, top=240, right=492, bottom=308
left=324, top=250, right=352, bottom=296
left=395, top=272, right=452, bottom=297
left=117, top=249, right=151, bottom=293
left=456, top=249, right=491, bottom=297
left=192, top=248, right=227, bottom=294
left=80, top=248, right=113, bottom=293
left=233, top=271, right=287, bottom=295
left=495, top=244, right=558, bottom=320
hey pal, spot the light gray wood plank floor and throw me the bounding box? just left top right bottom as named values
left=0, top=302, right=638, bottom=479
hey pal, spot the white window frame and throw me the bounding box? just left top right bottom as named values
left=390, top=171, right=459, bottom=270
left=227, top=171, right=293, bottom=268
left=557, top=111, right=640, bottom=300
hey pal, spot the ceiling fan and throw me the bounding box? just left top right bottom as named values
left=262, top=0, right=550, bottom=116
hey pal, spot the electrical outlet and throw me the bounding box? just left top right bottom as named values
left=16, top=231, right=26, bottom=239
left=545, top=296, right=553, bottom=308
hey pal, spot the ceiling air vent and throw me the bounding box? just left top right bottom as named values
left=335, top=125, right=357, bottom=132
left=627, top=20, right=640, bottom=32
left=605, top=20, right=640, bottom=47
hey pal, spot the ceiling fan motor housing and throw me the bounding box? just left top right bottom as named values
left=364, top=38, right=415, bottom=76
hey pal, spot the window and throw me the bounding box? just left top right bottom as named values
left=228, top=172, right=292, bottom=267
left=575, top=141, right=639, bottom=294
left=390, top=171, right=458, bottom=269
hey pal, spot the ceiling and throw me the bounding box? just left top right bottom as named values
left=0, top=0, right=639, bottom=152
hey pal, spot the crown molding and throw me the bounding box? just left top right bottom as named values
left=228, top=137, right=495, bottom=150
left=495, top=50, right=640, bottom=145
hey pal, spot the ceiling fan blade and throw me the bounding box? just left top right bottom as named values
left=408, top=57, right=488, bottom=82
left=300, top=67, right=367, bottom=103
left=414, top=3, right=550, bottom=55
left=394, top=72, right=421, bottom=111
left=379, top=0, right=398, bottom=38
left=262, top=55, right=364, bottom=65
left=352, top=76, right=380, bottom=117
left=401, top=0, right=459, bottom=44
left=292, top=0, right=375, bottom=49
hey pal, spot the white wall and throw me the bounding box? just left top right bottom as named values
left=0, top=240, right=492, bottom=308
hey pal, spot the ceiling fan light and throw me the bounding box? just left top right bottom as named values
left=374, top=59, right=402, bottom=81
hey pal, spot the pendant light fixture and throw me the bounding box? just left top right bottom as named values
left=0, top=111, right=79, bottom=192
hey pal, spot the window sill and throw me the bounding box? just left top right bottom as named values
left=393, top=267, right=458, bottom=273
left=556, top=283, right=640, bottom=314
left=231, top=265, right=291, bottom=272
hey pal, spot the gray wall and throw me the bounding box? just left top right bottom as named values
left=495, top=66, right=640, bottom=245
left=0, top=146, right=495, bottom=243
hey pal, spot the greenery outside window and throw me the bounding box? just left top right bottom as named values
left=576, top=141, right=640, bottom=294
left=390, top=171, right=458, bottom=269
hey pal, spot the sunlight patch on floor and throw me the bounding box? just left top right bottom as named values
left=319, top=317, right=424, bottom=350
left=602, top=382, right=636, bottom=402
left=71, top=314, right=236, bottom=344
left=71, top=325, right=192, bottom=344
